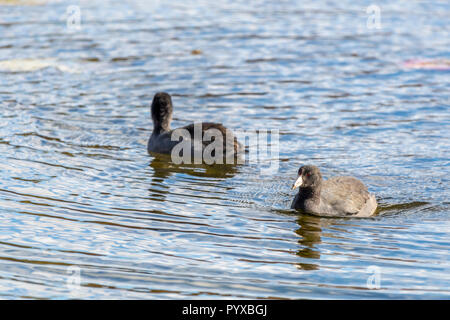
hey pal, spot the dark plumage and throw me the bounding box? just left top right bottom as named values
left=147, top=92, right=243, bottom=162
left=291, top=165, right=377, bottom=217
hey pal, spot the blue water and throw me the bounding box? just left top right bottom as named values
left=0, top=0, right=449, bottom=299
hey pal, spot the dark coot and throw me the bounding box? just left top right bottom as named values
left=291, top=165, right=377, bottom=217
left=147, top=92, right=243, bottom=163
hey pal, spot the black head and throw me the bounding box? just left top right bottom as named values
left=151, top=92, right=173, bottom=132
left=291, top=165, right=322, bottom=190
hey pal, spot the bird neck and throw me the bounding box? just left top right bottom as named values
left=299, top=183, right=322, bottom=203
left=152, top=120, right=171, bottom=135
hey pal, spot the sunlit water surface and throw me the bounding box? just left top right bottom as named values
left=0, top=0, right=449, bottom=299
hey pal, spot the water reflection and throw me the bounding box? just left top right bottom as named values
left=147, top=153, right=239, bottom=202
left=148, top=153, right=239, bottom=179
left=294, top=214, right=329, bottom=270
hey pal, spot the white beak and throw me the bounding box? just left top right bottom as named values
left=291, top=175, right=303, bottom=190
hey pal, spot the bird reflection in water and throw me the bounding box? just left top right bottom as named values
left=147, top=153, right=240, bottom=201
left=294, top=214, right=335, bottom=271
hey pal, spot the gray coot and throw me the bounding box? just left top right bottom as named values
left=147, top=92, right=243, bottom=162
left=291, top=165, right=377, bottom=217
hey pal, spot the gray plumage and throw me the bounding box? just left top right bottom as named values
left=291, top=165, right=377, bottom=217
